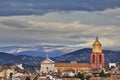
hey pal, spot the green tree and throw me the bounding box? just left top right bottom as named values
left=75, top=73, right=84, bottom=80
left=99, top=69, right=110, bottom=77
left=99, top=69, right=105, bottom=77
left=85, top=75, right=91, bottom=80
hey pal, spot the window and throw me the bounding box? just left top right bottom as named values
left=99, top=55, right=102, bottom=63
left=93, top=55, right=95, bottom=63
left=46, top=67, right=48, bottom=69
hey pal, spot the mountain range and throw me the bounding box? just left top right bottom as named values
left=0, top=48, right=120, bottom=68
left=0, top=43, right=76, bottom=58
left=54, top=48, right=120, bottom=63
left=0, top=52, right=43, bottom=67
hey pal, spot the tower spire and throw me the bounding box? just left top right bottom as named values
left=96, top=36, right=98, bottom=41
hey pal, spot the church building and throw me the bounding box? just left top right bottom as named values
left=40, top=57, right=55, bottom=73
left=40, top=37, right=105, bottom=73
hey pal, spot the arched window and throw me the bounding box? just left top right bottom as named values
left=46, top=67, right=48, bottom=69
left=93, top=55, right=95, bottom=63
left=99, top=55, right=102, bottom=63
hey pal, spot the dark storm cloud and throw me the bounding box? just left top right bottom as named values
left=0, top=0, right=120, bottom=16
left=0, top=20, right=28, bottom=28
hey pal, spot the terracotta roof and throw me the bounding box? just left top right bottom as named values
left=0, top=66, right=11, bottom=72
left=55, top=63, right=90, bottom=67
left=61, top=78, right=81, bottom=80
left=0, top=68, right=3, bottom=72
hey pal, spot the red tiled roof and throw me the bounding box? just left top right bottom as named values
left=55, top=63, right=90, bottom=67
left=0, top=66, right=11, bottom=72
left=61, top=78, right=81, bottom=80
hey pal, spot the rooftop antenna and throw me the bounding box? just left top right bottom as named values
left=46, top=53, right=48, bottom=58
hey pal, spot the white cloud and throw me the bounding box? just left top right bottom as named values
left=0, top=18, right=119, bottom=47
left=0, top=8, right=120, bottom=48
left=116, top=16, right=120, bottom=19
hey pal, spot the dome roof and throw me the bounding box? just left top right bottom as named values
left=93, top=37, right=102, bottom=46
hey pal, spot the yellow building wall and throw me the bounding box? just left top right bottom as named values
left=56, top=66, right=90, bottom=72
left=3, top=69, right=14, bottom=79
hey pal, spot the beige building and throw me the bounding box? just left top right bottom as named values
left=40, top=57, right=55, bottom=73
left=0, top=67, right=14, bottom=79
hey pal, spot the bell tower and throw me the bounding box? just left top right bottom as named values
left=90, top=37, right=104, bottom=69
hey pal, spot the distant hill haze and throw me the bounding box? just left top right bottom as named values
left=0, top=48, right=120, bottom=67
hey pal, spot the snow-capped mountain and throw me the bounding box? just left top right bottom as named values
left=8, top=43, right=75, bottom=53
left=0, top=43, right=119, bottom=58
left=0, top=46, right=21, bottom=52
left=0, top=43, right=77, bottom=57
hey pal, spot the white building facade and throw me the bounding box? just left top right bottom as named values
left=40, top=57, right=55, bottom=73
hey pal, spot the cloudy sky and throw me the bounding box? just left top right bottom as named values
left=0, top=0, right=120, bottom=48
